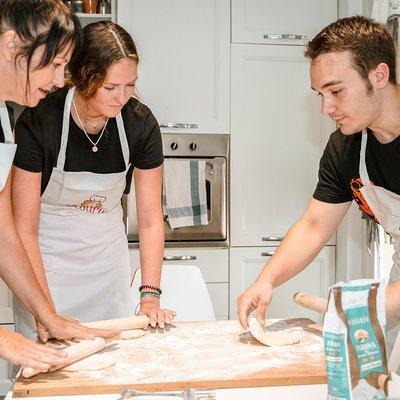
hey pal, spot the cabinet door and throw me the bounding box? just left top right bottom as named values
left=229, top=246, right=335, bottom=323
left=0, top=279, right=13, bottom=324
left=130, top=247, right=229, bottom=320
left=118, top=0, right=230, bottom=134
left=231, top=44, right=336, bottom=246
left=232, top=0, right=337, bottom=45
left=0, top=324, right=14, bottom=395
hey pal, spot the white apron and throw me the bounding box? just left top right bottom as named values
left=358, top=131, right=400, bottom=358
left=0, top=103, right=16, bottom=192
left=13, top=88, right=132, bottom=339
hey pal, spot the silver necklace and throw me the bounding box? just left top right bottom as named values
left=72, top=100, right=109, bottom=153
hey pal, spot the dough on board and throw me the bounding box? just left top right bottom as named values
left=248, top=318, right=300, bottom=346
left=119, top=329, right=146, bottom=340
left=63, top=354, right=116, bottom=372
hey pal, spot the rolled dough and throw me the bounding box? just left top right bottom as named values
left=119, top=329, right=146, bottom=340
left=248, top=318, right=300, bottom=346
left=63, top=354, right=115, bottom=372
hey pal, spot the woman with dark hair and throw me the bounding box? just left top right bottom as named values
left=12, top=20, right=175, bottom=337
left=0, top=0, right=115, bottom=370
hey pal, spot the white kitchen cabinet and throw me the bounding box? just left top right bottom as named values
left=0, top=279, right=13, bottom=324
left=232, top=0, right=337, bottom=45
left=229, top=246, right=335, bottom=323
left=117, top=0, right=230, bottom=134
left=0, top=324, right=14, bottom=395
left=230, top=44, right=336, bottom=247
left=130, top=247, right=229, bottom=320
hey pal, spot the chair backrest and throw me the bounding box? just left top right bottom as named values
left=131, top=265, right=216, bottom=322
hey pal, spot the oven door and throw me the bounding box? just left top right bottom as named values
left=124, top=156, right=227, bottom=242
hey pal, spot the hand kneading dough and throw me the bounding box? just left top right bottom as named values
left=119, top=329, right=146, bottom=340
left=248, top=318, right=299, bottom=346
left=63, top=354, right=115, bottom=372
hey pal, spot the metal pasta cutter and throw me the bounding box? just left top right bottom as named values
left=117, top=388, right=216, bottom=399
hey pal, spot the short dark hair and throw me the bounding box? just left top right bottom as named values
left=305, top=16, right=396, bottom=90
left=0, top=0, right=82, bottom=91
left=68, top=21, right=139, bottom=99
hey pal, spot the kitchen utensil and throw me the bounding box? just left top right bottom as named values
left=22, top=337, right=106, bottom=378
left=293, top=292, right=327, bottom=314
left=83, top=0, right=98, bottom=13
left=82, top=315, right=149, bottom=330
left=97, top=0, right=111, bottom=14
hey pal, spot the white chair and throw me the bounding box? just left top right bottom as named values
left=130, top=264, right=216, bottom=322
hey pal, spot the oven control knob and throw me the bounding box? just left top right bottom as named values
left=189, top=142, right=197, bottom=151
left=170, top=142, right=178, bottom=150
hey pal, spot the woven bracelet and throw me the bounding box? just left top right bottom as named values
left=140, top=291, right=160, bottom=300
left=139, top=284, right=162, bottom=295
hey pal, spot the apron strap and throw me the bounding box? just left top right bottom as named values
left=359, top=130, right=371, bottom=185
left=0, top=103, right=14, bottom=144
left=57, top=87, right=75, bottom=170
left=116, top=112, right=130, bottom=167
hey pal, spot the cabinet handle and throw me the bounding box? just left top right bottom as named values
left=262, top=236, right=283, bottom=241
left=163, top=255, right=197, bottom=261
left=263, top=33, right=307, bottom=40
left=159, top=123, right=198, bottom=129
left=261, top=252, right=275, bottom=257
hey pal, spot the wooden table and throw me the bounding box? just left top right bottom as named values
left=13, top=318, right=326, bottom=397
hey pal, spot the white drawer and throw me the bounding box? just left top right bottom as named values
left=207, top=283, right=229, bottom=320
left=130, top=248, right=229, bottom=283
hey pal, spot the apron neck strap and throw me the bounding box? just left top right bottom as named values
left=57, top=87, right=75, bottom=170
left=0, top=103, right=14, bottom=144
left=57, top=87, right=130, bottom=170
left=359, top=130, right=371, bottom=185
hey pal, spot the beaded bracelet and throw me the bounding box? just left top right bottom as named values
left=140, top=291, right=161, bottom=300
left=139, top=284, right=162, bottom=295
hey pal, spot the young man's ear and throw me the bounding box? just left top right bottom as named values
left=369, top=62, right=390, bottom=89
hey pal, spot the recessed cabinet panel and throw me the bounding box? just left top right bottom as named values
left=229, top=246, right=335, bottom=323
left=118, top=0, right=230, bottom=134
left=231, top=44, right=336, bottom=246
left=232, top=0, right=337, bottom=45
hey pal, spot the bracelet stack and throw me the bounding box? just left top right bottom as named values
left=139, top=284, right=162, bottom=300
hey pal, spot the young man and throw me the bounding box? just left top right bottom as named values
left=237, top=16, right=400, bottom=348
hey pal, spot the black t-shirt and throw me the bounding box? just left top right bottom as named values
left=13, top=88, right=163, bottom=195
left=313, top=128, right=400, bottom=221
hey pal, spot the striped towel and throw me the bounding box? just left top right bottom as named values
left=163, top=159, right=208, bottom=229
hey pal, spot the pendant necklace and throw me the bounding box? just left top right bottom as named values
left=72, top=100, right=109, bottom=152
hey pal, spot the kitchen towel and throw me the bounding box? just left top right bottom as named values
left=371, top=0, right=400, bottom=23
left=163, top=159, right=208, bottom=229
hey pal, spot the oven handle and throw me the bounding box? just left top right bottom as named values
left=159, top=123, right=198, bottom=129
left=163, top=255, right=197, bottom=261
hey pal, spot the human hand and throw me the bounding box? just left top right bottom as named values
left=38, top=313, right=119, bottom=342
left=237, top=280, right=273, bottom=329
left=0, top=327, right=67, bottom=370
left=139, top=297, right=176, bottom=329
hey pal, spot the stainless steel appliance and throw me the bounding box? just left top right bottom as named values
left=124, top=133, right=229, bottom=246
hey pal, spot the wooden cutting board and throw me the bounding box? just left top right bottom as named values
left=13, top=318, right=326, bottom=397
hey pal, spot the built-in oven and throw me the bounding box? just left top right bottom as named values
left=123, top=133, right=229, bottom=246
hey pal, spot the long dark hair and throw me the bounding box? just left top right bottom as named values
left=68, top=21, right=138, bottom=99
left=0, top=0, right=82, bottom=90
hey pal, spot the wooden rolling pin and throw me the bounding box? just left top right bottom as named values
left=82, top=315, right=149, bottom=330
left=22, top=337, right=106, bottom=378
left=293, top=292, right=328, bottom=314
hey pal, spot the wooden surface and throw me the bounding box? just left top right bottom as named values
left=13, top=319, right=326, bottom=398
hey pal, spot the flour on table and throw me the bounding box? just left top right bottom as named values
left=119, top=329, right=146, bottom=340
left=248, top=318, right=300, bottom=346
left=63, top=354, right=115, bottom=372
